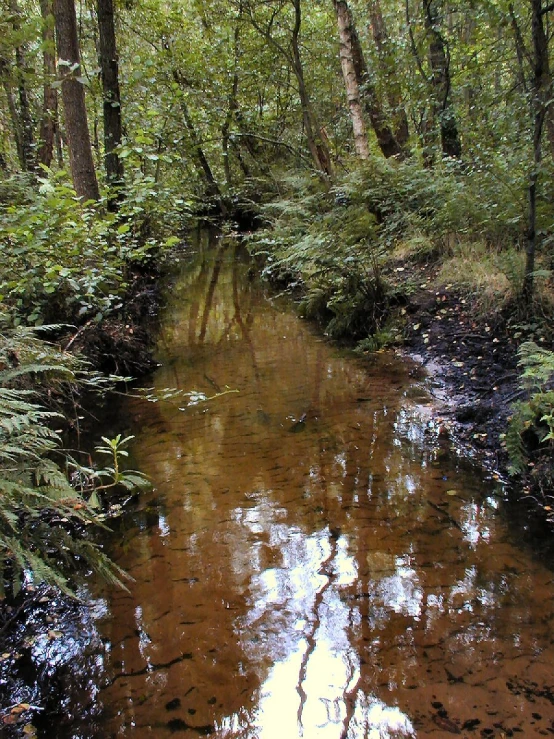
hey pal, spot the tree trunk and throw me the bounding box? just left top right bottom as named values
left=9, top=0, right=37, bottom=173
left=290, top=0, right=333, bottom=176
left=523, top=0, right=550, bottom=304
left=333, top=0, right=370, bottom=160
left=346, top=2, right=404, bottom=158
left=423, top=0, right=462, bottom=158
left=54, top=0, right=100, bottom=201
left=172, top=70, right=225, bottom=207
left=0, top=59, right=24, bottom=168
left=368, top=0, right=410, bottom=149
left=222, top=10, right=242, bottom=189
left=244, top=0, right=332, bottom=176
left=97, top=0, right=124, bottom=206
left=38, top=0, right=58, bottom=168
left=530, top=0, right=554, bottom=157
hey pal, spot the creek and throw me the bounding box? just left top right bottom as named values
left=58, top=229, right=554, bottom=737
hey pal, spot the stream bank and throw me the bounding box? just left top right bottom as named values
left=1, top=230, right=554, bottom=738
left=397, top=272, right=553, bottom=528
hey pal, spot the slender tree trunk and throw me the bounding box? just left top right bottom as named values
left=54, top=0, right=100, bottom=201
left=423, top=0, right=462, bottom=158
left=523, top=0, right=550, bottom=303
left=509, top=5, right=529, bottom=95
left=222, top=10, right=242, bottom=188
left=97, top=0, right=124, bottom=206
left=368, top=0, right=410, bottom=148
left=244, top=0, right=332, bottom=175
left=406, top=0, right=436, bottom=162
left=10, top=0, right=37, bottom=173
left=346, top=5, right=404, bottom=158
left=38, top=0, right=58, bottom=168
left=0, top=59, right=24, bottom=168
left=333, top=0, right=370, bottom=160
left=290, top=0, right=333, bottom=176
left=172, top=70, right=225, bottom=207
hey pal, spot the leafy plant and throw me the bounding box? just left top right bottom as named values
left=506, top=341, right=554, bottom=474
left=0, top=319, right=148, bottom=601
left=248, top=172, right=391, bottom=339
left=0, top=169, right=189, bottom=327
left=70, top=434, right=149, bottom=511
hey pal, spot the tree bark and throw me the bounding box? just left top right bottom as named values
left=9, top=0, right=37, bottom=173
left=523, top=0, right=550, bottom=303
left=423, top=0, right=462, bottom=158
left=368, top=0, right=410, bottom=149
left=222, top=9, right=242, bottom=188
left=245, top=0, right=332, bottom=176
left=172, top=70, right=225, bottom=207
left=54, top=0, right=100, bottom=201
left=38, top=0, right=58, bottom=168
left=0, top=58, right=24, bottom=168
left=290, top=0, right=333, bottom=176
left=97, top=0, right=124, bottom=206
left=346, top=3, right=404, bottom=158
left=333, top=0, right=370, bottom=160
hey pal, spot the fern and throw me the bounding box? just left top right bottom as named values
left=0, top=320, right=147, bottom=600
left=517, top=341, right=554, bottom=391
left=506, top=342, right=554, bottom=475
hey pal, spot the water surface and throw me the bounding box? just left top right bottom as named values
left=69, top=231, right=554, bottom=737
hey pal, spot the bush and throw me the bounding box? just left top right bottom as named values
left=0, top=318, right=148, bottom=601
left=0, top=170, right=189, bottom=327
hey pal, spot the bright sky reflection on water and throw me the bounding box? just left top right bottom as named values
left=59, top=235, right=554, bottom=739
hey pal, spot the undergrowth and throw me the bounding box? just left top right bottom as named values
left=0, top=317, right=149, bottom=601
left=247, top=154, right=534, bottom=343
left=507, top=342, right=554, bottom=485
left=0, top=170, right=188, bottom=327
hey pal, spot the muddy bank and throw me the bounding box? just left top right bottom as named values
left=399, top=277, right=553, bottom=530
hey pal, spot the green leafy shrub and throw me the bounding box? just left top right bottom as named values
left=0, top=318, right=148, bottom=600
left=0, top=170, right=189, bottom=327
left=248, top=153, right=534, bottom=343
left=248, top=172, right=390, bottom=339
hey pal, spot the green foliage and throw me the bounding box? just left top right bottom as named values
left=0, top=320, right=148, bottom=601
left=506, top=342, right=554, bottom=474
left=248, top=172, right=390, bottom=339
left=70, top=434, right=150, bottom=509
left=248, top=154, right=533, bottom=341
left=0, top=170, right=189, bottom=327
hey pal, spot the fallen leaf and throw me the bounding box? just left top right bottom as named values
left=11, top=704, right=30, bottom=715
left=446, top=490, right=457, bottom=496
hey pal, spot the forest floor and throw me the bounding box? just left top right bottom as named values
left=391, top=259, right=554, bottom=532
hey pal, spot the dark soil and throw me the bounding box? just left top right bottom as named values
left=402, top=284, right=519, bottom=474
left=398, top=273, right=554, bottom=528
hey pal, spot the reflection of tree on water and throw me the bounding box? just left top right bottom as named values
left=79, top=232, right=554, bottom=739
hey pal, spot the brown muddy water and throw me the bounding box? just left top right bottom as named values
left=62, top=231, right=554, bottom=738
